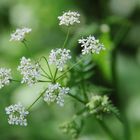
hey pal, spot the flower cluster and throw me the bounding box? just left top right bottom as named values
left=17, top=57, right=40, bottom=85
left=86, top=95, right=110, bottom=119
left=48, top=48, right=71, bottom=71
left=3, top=9, right=110, bottom=130
left=44, top=83, right=70, bottom=106
left=58, top=11, right=80, bottom=26
left=0, top=68, right=12, bottom=89
left=78, top=35, right=105, bottom=55
left=5, top=103, right=29, bottom=126
left=60, top=120, right=80, bottom=139
left=10, top=27, right=32, bottom=42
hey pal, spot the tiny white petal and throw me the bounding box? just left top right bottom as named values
left=78, top=35, right=105, bottom=55
left=58, top=11, right=80, bottom=26
left=17, top=57, right=40, bottom=86
left=5, top=103, right=29, bottom=126
left=48, top=48, right=71, bottom=71
left=10, top=27, right=32, bottom=42
left=44, top=83, right=70, bottom=106
left=0, top=68, right=12, bottom=89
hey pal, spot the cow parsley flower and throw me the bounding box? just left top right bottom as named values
left=10, top=27, right=32, bottom=41
left=58, top=11, right=80, bottom=26
left=44, top=83, right=70, bottom=106
left=78, top=35, right=105, bottom=55
left=5, top=103, right=29, bottom=126
left=48, top=48, right=71, bottom=71
left=0, top=68, right=12, bottom=89
left=17, top=57, right=40, bottom=85
left=86, top=95, right=110, bottom=119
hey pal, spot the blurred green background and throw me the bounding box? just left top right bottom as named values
left=0, top=0, right=140, bottom=140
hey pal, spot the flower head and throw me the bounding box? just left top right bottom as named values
left=0, top=68, right=12, bottom=89
left=48, top=48, right=71, bottom=71
left=5, top=103, right=29, bottom=126
left=44, top=83, right=70, bottom=106
left=58, top=11, right=80, bottom=26
left=78, top=35, right=105, bottom=55
left=10, top=27, right=32, bottom=42
left=17, top=57, right=40, bottom=85
left=86, top=95, right=110, bottom=119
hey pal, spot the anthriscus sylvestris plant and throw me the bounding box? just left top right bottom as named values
left=1, top=10, right=122, bottom=139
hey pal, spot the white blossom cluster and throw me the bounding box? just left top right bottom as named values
left=44, top=83, right=70, bottom=106
left=10, top=27, right=32, bottom=42
left=86, top=95, right=110, bottom=114
left=78, top=35, right=105, bottom=55
left=48, top=48, right=71, bottom=71
left=5, top=103, right=29, bottom=126
left=0, top=68, right=12, bottom=89
left=17, top=57, right=40, bottom=85
left=58, top=11, right=80, bottom=26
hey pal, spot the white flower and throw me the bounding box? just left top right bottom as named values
left=10, top=27, right=32, bottom=41
left=48, top=48, right=71, bottom=71
left=17, top=57, right=40, bottom=86
left=0, top=68, right=12, bottom=89
left=44, top=83, right=70, bottom=106
left=5, top=103, right=29, bottom=126
left=78, top=35, right=105, bottom=55
left=58, top=11, right=80, bottom=26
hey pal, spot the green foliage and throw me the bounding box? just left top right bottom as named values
left=0, top=0, right=140, bottom=140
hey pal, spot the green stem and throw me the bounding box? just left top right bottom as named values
left=22, top=40, right=34, bottom=59
left=39, top=63, right=51, bottom=80
left=38, top=80, right=51, bottom=83
left=98, top=120, right=117, bottom=140
left=62, top=28, right=70, bottom=48
left=27, top=88, right=47, bottom=110
left=53, top=68, right=58, bottom=82
left=56, top=57, right=84, bottom=81
left=10, top=79, right=20, bottom=82
left=41, top=74, right=50, bottom=79
left=68, top=93, right=86, bottom=104
left=40, top=56, right=53, bottom=80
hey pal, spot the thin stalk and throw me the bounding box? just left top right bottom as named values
left=68, top=93, right=86, bottom=104
left=41, top=74, right=50, bottom=79
left=27, top=88, right=47, bottom=110
left=40, top=56, right=53, bottom=80
left=98, top=120, right=117, bottom=140
left=56, top=58, right=84, bottom=81
left=10, top=79, right=20, bottom=82
left=62, top=28, right=70, bottom=48
left=39, top=63, right=51, bottom=80
left=22, top=40, right=34, bottom=60
left=53, top=68, right=58, bottom=82
left=38, top=80, right=51, bottom=83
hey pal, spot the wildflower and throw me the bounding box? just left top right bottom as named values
left=0, top=68, right=12, bottom=89
left=48, top=48, right=71, bottom=71
left=58, top=11, right=80, bottom=26
left=44, top=83, right=70, bottom=106
left=17, top=57, right=40, bottom=85
left=60, top=118, right=82, bottom=138
left=5, top=103, right=29, bottom=126
left=10, top=27, right=32, bottom=42
left=86, top=95, right=110, bottom=119
left=78, top=35, right=105, bottom=55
